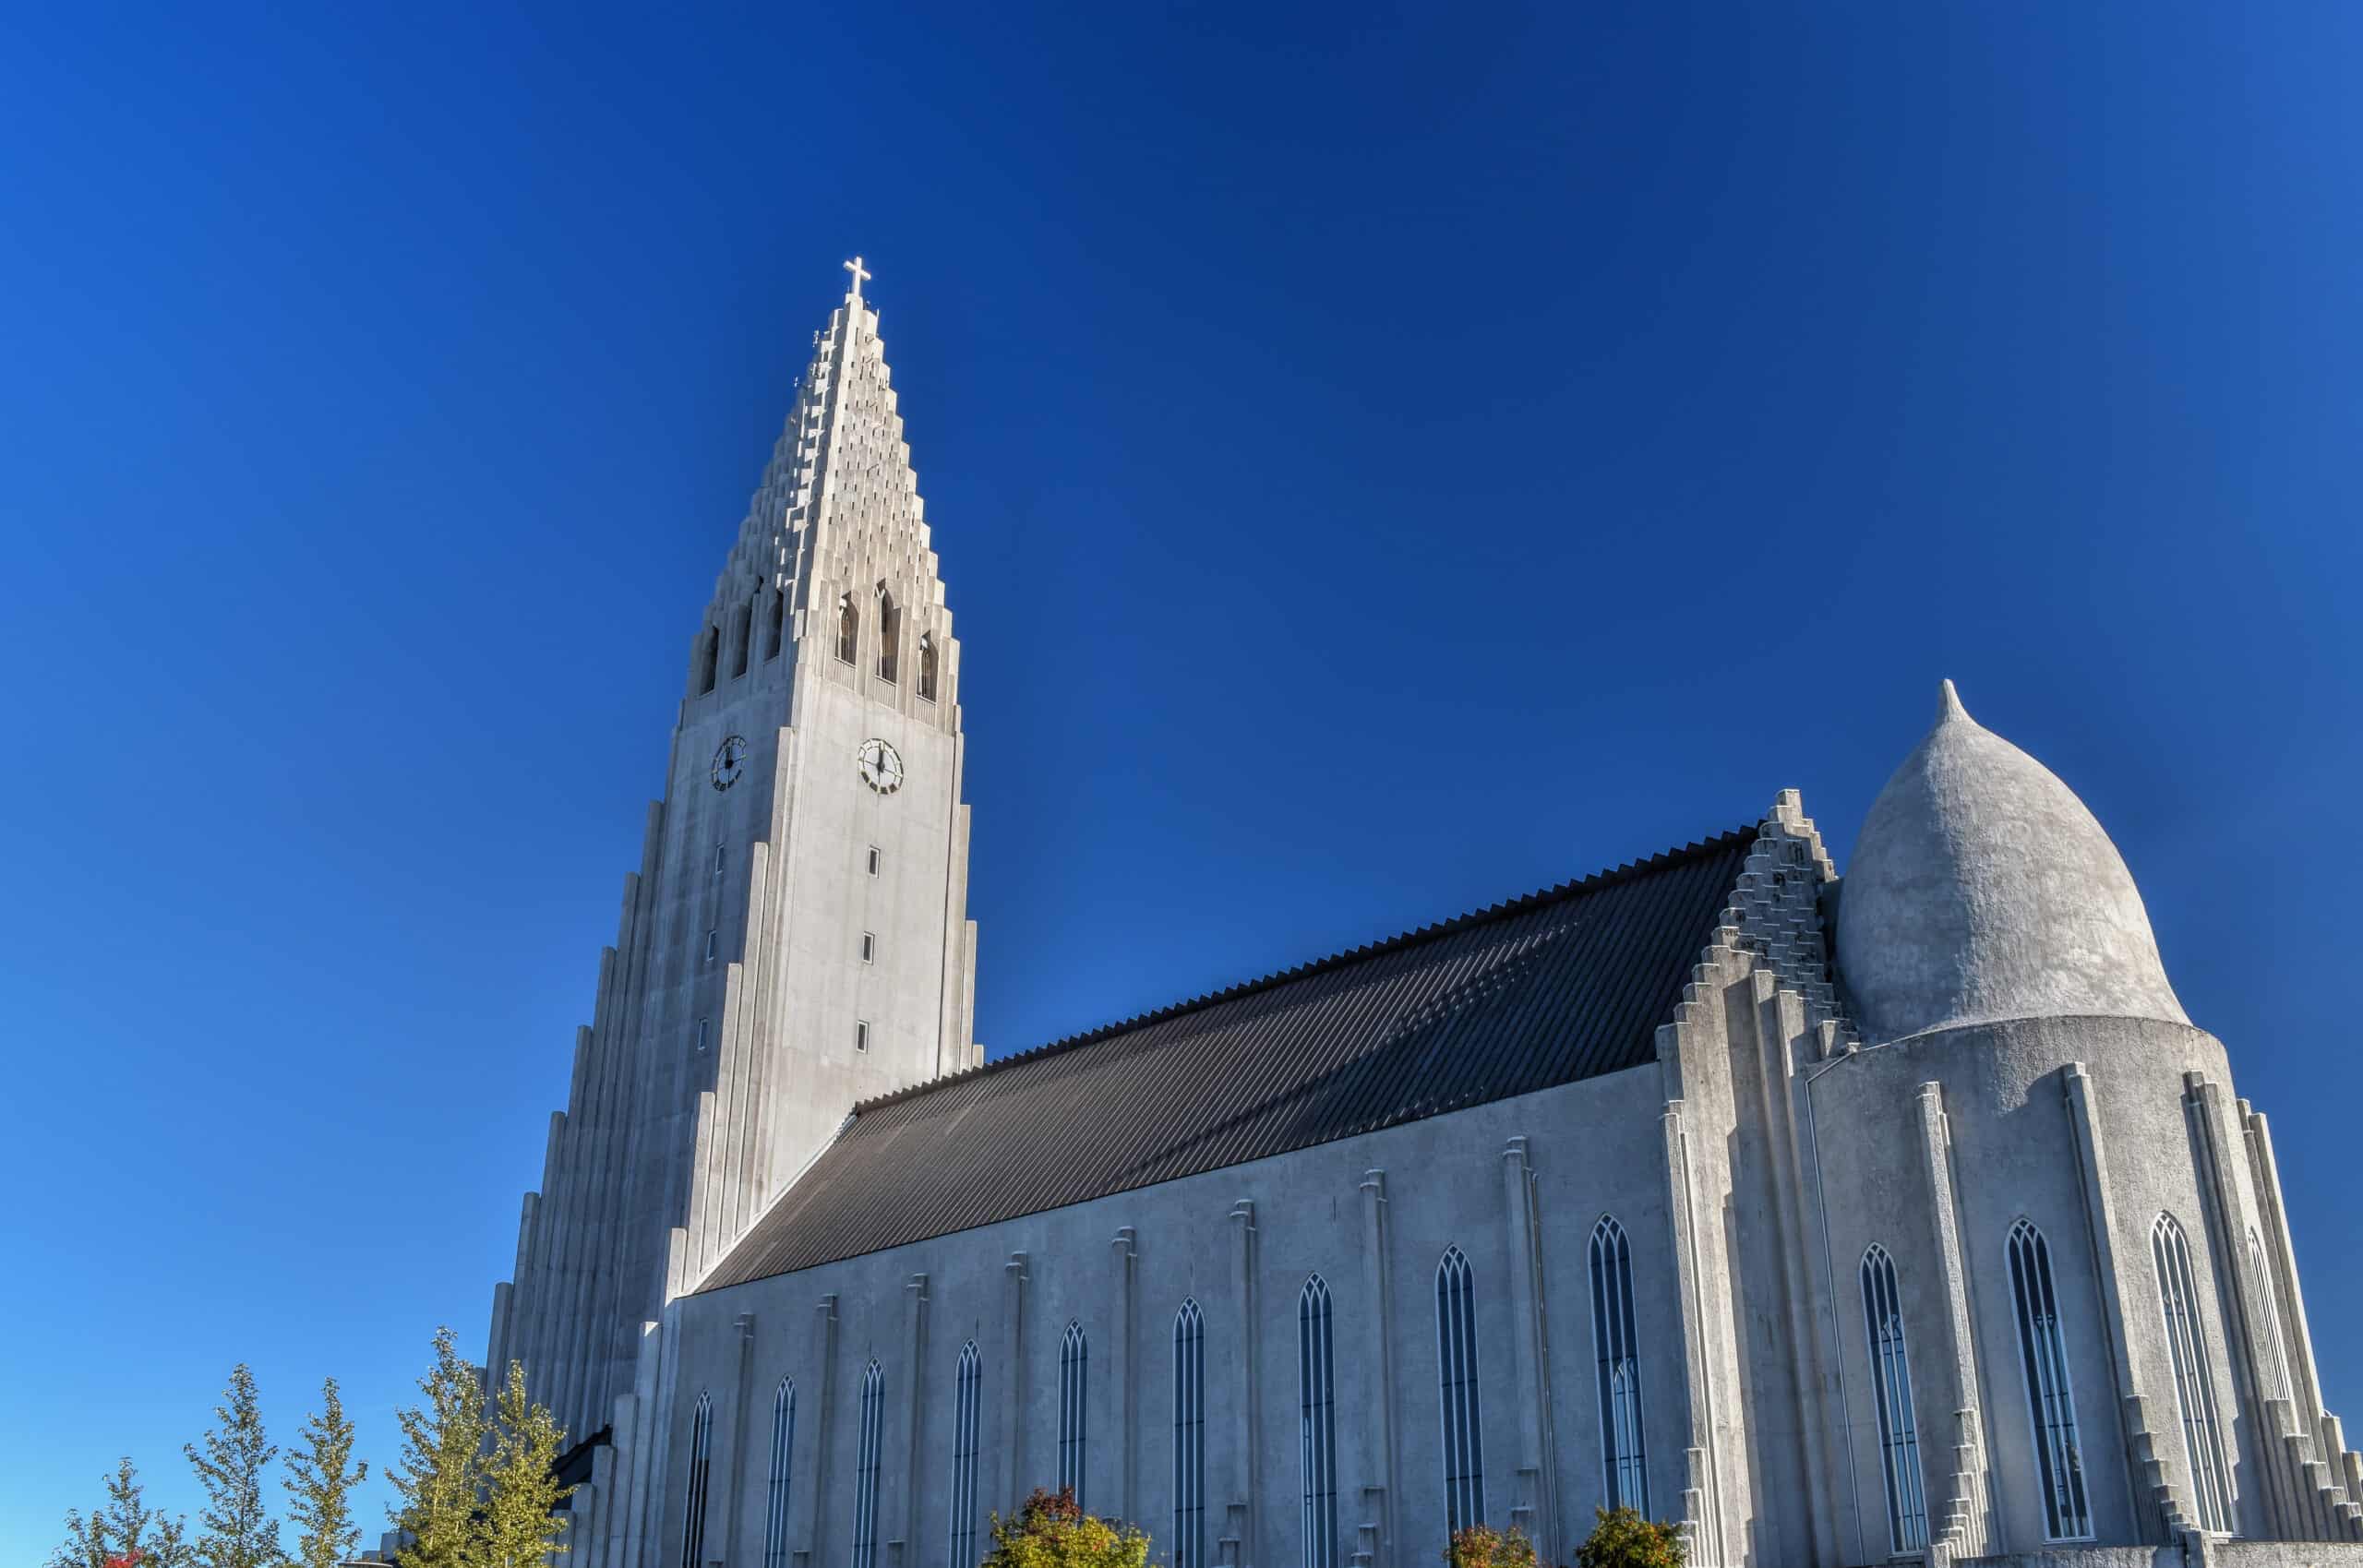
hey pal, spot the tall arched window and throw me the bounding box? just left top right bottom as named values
left=1173, top=1299, right=1206, bottom=1568
left=697, top=626, right=720, bottom=694
left=949, top=1343, right=981, bottom=1568
left=1299, top=1275, right=1338, bottom=1568
left=764, top=1379, right=796, bottom=1568
left=1861, top=1244, right=1929, bottom=1553
left=852, top=1361, right=884, bottom=1568
left=877, top=586, right=900, bottom=684
left=680, top=1391, right=714, bottom=1568
left=836, top=593, right=858, bottom=665
left=767, top=590, right=786, bottom=661
left=2248, top=1228, right=2294, bottom=1405
left=1436, top=1246, right=1486, bottom=1532
left=2008, top=1220, right=2091, bottom=1539
left=1060, top=1321, right=1088, bottom=1508
left=1589, top=1216, right=1649, bottom=1514
left=918, top=634, right=938, bottom=701
left=733, top=597, right=754, bottom=678
left=2153, top=1214, right=2235, bottom=1533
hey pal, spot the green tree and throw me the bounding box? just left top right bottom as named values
left=49, top=1455, right=195, bottom=1568
left=1446, top=1525, right=1540, bottom=1568
left=978, top=1488, right=1148, bottom=1568
left=1573, top=1508, right=1685, bottom=1568
left=474, top=1361, right=573, bottom=1568
left=387, top=1328, right=486, bottom=1568
left=285, top=1377, right=369, bottom=1568
left=186, top=1364, right=285, bottom=1568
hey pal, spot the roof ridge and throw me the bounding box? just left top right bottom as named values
left=851, top=823, right=1759, bottom=1117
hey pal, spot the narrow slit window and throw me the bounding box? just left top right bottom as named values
left=714, top=843, right=726, bottom=878
left=679, top=1391, right=714, bottom=1568
left=2154, top=1213, right=2236, bottom=1533
left=704, top=928, right=718, bottom=962
left=867, top=845, right=882, bottom=878
left=877, top=586, right=900, bottom=684
left=1590, top=1215, right=1649, bottom=1514
left=1436, top=1245, right=1486, bottom=1533
left=1060, top=1321, right=1088, bottom=1508
left=948, top=1344, right=981, bottom=1568
left=1861, top=1244, right=1930, bottom=1554
left=763, top=1379, right=795, bottom=1568
left=851, top=1361, right=884, bottom=1568
left=2008, top=1219, right=2092, bottom=1540
left=695, top=1018, right=711, bottom=1052
left=1299, top=1275, right=1337, bottom=1568
left=860, top=932, right=876, bottom=964
left=855, top=1020, right=870, bottom=1052
left=1174, top=1299, right=1205, bottom=1568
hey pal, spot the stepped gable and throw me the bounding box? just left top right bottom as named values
left=697, top=825, right=1757, bottom=1290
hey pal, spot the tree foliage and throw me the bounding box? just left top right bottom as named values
left=186, top=1364, right=284, bottom=1568
left=978, top=1488, right=1148, bottom=1568
left=387, top=1327, right=486, bottom=1568
left=1573, top=1508, right=1685, bottom=1568
left=1447, top=1525, right=1540, bottom=1568
left=474, top=1361, right=573, bottom=1568
left=284, top=1377, right=369, bottom=1568
left=49, top=1455, right=195, bottom=1568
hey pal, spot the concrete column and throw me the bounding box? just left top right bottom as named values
left=1498, top=1142, right=1552, bottom=1558
left=1912, top=1083, right=1997, bottom=1556
left=619, top=1319, right=666, bottom=1568
left=1002, top=1253, right=1029, bottom=1513
left=1661, top=1098, right=1726, bottom=1567
left=1225, top=1201, right=1259, bottom=1568
left=1110, top=1229, right=1138, bottom=1523
left=899, top=1275, right=930, bottom=1565
left=2062, top=1063, right=2163, bottom=1542
left=801, top=1295, right=840, bottom=1568
left=1358, top=1169, right=1399, bottom=1568
left=720, top=1313, right=758, bottom=1568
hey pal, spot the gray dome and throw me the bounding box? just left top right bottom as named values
left=1835, top=681, right=2188, bottom=1043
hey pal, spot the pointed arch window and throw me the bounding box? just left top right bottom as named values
left=1861, top=1244, right=1929, bottom=1554
left=1589, top=1216, right=1649, bottom=1514
left=918, top=634, right=938, bottom=702
left=763, top=1379, right=796, bottom=1568
left=2248, top=1227, right=2294, bottom=1406
left=836, top=593, right=858, bottom=665
left=852, top=1360, right=884, bottom=1568
left=734, top=597, right=754, bottom=678
left=877, top=586, right=900, bottom=684
left=1059, top=1321, right=1088, bottom=1508
left=698, top=626, right=720, bottom=694
left=2008, top=1220, right=2091, bottom=1539
left=1436, top=1246, right=1486, bottom=1532
left=2153, top=1214, right=2235, bottom=1533
left=1173, top=1299, right=1206, bottom=1568
left=949, top=1343, right=981, bottom=1568
left=1299, top=1275, right=1338, bottom=1568
left=767, top=589, right=786, bottom=661
left=679, top=1391, right=714, bottom=1568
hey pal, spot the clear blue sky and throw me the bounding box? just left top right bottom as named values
left=5, top=2, right=2358, bottom=1556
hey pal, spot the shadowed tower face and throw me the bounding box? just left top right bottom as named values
left=485, top=260, right=980, bottom=1442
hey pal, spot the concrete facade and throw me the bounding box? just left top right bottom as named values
left=484, top=271, right=2360, bottom=1568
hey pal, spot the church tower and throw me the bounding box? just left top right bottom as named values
left=484, top=260, right=980, bottom=1443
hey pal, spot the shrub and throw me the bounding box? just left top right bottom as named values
left=1447, top=1525, right=1540, bottom=1568
left=1575, top=1508, right=1685, bottom=1568
left=978, top=1488, right=1150, bottom=1568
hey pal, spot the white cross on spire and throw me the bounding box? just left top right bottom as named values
left=843, top=255, right=871, bottom=303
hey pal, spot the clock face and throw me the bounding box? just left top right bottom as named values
left=858, top=737, right=906, bottom=796
left=711, top=736, right=748, bottom=791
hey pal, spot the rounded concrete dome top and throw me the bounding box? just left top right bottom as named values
left=1835, top=680, right=2189, bottom=1043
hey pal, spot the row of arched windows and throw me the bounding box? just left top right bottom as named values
left=722, top=1229, right=1652, bottom=1568
left=836, top=585, right=938, bottom=700
left=694, top=591, right=788, bottom=695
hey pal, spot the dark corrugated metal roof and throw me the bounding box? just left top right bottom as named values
left=698, top=827, right=1756, bottom=1291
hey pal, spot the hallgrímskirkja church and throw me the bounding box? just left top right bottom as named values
left=475, top=264, right=2363, bottom=1568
